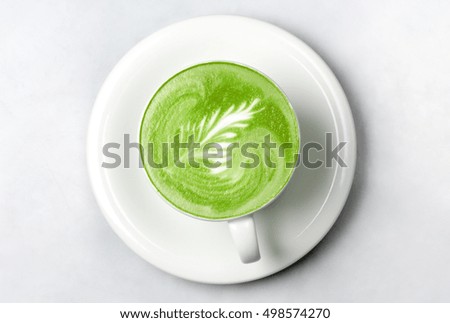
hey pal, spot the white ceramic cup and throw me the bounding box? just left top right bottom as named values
left=141, top=62, right=300, bottom=264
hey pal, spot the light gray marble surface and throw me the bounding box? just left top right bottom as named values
left=1, top=0, right=449, bottom=302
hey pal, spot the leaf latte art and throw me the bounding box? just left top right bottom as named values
left=140, top=62, right=300, bottom=220
left=179, top=98, right=261, bottom=176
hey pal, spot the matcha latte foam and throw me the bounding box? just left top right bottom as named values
left=140, top=62, right=300, bottom=220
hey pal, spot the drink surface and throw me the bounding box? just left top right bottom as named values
left=140, top=62, right=300, bottom=220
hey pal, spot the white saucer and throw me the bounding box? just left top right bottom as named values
left=87, top=16, right=356, bottom=284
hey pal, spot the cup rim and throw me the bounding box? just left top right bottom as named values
left=139, top=60, right=301, bottom=222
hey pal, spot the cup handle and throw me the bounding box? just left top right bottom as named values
left=228, top=214, right=261, bottom=264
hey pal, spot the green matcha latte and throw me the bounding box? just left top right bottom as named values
left=140, top=62, right=299, bottom=220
